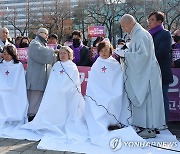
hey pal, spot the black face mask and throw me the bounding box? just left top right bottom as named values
left=20, top=43, right=29, bottom=48
left=174, top=35, right=180, bottom=43
left=73, top=39, right=81, bottom=48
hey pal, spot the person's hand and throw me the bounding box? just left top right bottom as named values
left=54, top=49, right=59, bottom=54
left=87, top=34, right=92, bottom=41
left=0, top=53, right=3, bottom=59
left=114, top=48, right=125, bottom=57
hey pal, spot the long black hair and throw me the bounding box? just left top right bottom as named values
left=0, top=45, right=19, bottom=64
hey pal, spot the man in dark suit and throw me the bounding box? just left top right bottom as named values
left=148, top=11, right=173, bottom=125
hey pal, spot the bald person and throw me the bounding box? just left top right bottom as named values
left=26, top=27, right=57, bottom=122
left=119, top=14, right=166, bottom=139
left=0, top=27, right=15, bottom=59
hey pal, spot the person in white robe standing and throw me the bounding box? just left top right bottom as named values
left=0, top=45, right=28, bottom=130
left=119, top=14, right=166, bottom=139
left=85, top=41, right=131, bottom=147
left=21, top=46, right=89, bottom=143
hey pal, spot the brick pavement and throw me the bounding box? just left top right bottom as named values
left=0, top=138, right=82, bottom=154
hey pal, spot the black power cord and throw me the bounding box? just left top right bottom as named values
left=59, top=61, right=127, bottom=130
left=122, top=46, right=180, bottom=153
left=59, top=60, right=180, bottom=153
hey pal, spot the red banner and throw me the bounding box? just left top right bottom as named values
left=78, top=66, right=91, bottom=96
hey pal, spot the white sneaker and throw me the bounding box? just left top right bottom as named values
left=158, top=125, right=168, bottom=131
left=137, top=129, right=156, bottom=139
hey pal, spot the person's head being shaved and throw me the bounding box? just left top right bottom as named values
left=120, top=14, right=136, bottom=34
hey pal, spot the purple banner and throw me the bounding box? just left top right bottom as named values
left=168, top=68, right=180, bottom=121
left=172, top=48, right=180, bottom=61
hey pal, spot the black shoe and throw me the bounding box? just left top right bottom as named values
left=108, top=124, right=124, bottom=131
left=28, top=115, right=35, bottom=122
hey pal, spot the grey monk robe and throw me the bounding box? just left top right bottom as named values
left=124, top=23, right=166, bottom=129
left=26, top=35, right=55, bottom=115
left=26, top=35, right=55, bottom=91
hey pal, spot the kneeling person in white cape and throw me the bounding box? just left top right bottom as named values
left=21, top=46, right=89, bottom=142
left=0, top=45, right=28, bottom=136
left=85, top=41, right=141, bottom=148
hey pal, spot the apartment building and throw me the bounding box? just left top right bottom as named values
left=0, top=0, right=76, bottom=38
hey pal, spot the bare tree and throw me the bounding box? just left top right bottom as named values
left=163, top=0, right=180, bottom=31
left=73, top=0, right=90, bottom=41
left=4, top=7, right=27, bottom=37
left=86, top=0, right=124, bottom=46
left=3, top=0, right=35, bottom=37
left=121, top=0, right=180, bottom=32
left=31, top=0, right=71, bottom=42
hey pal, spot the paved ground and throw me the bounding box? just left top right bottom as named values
left=0, top=137, right=82, bottom=154
left=168, top=121, right=180, bottom=141
left=0, top=121, right=179, bottom=154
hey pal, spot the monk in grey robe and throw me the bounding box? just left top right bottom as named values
left=119, top=14, right=166, bottom=139
left=26, top=28, right=57, bottom=121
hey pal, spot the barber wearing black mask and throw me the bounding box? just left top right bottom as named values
left=19, top=37, right=30, bottom=48
left=70, top=30, right=92, bottom=66
left=172, top=29, right=180, bottom=68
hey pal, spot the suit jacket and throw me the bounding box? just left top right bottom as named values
left=152, top=29, right=173, bottom=84
left=71, top=45, right=92, bottom=66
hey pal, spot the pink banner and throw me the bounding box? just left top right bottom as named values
left=88, top=26, right=105, bottom=37
left=17, top=48, right=28, bottom=70
left=47, top=44, right=57, bottom=50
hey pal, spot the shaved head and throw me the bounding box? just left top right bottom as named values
left=0, top=27, right=9, bottom=41
left=120, top=14, right=136, bottom=34
left=120, top=14, right=136, bottom=25
left=0, top=27, right=9, bottom=34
